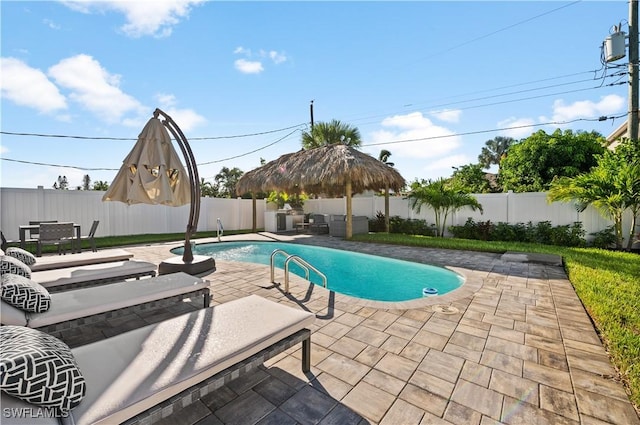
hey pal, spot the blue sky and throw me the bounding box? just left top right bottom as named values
left=0, top=1, right=632, bottom=190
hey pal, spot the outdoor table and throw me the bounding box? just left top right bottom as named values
left=19, top=223, right=82, bottom=253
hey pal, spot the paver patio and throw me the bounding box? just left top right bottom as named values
left=56, top=232, right=640, bottom=425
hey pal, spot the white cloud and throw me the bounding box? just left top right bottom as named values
left=497, top=117, right=536, bottom=139
left=42, top=19, right=61, bottom=30
left=234, top=46, right=250, bottom=55
left=267, top=50, right=287, bottom=64
left=430, top=109, right=461, bottom=123
left=155, top=93, right=177, bottom=107
left=549, top=94, right=626, bottom=122
left=369, top=112, right=461, bottom=159
left=0, top=57, right=67, bottom=113
left=48, top=54, right=146, bottom=124
left=234, top=59, right=264, bottom=74
left=61, top=0, right=204, bottom=38
left=422, top=154, right=472, bottom=178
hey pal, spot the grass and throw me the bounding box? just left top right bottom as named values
left=18, top=230, right=640, bottom=412
left=352, top=233, right=640, bottom=412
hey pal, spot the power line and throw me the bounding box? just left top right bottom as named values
left=0, top=123, right=306, bottom=142
left=405, top=1, right=582, bottom=66
left=361, top=114, right=627, bottom=148
left=1, top=115, right=624, bottom=172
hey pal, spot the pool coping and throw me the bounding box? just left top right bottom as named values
left=185, top=236, right=488, bottom=310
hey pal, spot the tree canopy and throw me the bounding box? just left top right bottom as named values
left=301, top=119, right=362, bottom=149
left=407, top=178, right=483, bottom=237
left=478, top=136, right=514, bottom=169
left=499, top=129, right=605, bottom=192
left=547, top=138, right=640, bottom=249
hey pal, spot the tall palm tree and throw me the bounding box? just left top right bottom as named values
left=301, top=119, right=362, bottom=149
left=379, top=150, right=395, bottom=232
left=478, top=136, right=514, bottom=169
left=407, top=178, right=483, bottom=237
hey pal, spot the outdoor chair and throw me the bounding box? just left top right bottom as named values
left=309, top=214, right=330, bottom=234
left=29, top=247, right=134, bottom=272
left=0, top=271, right=211, bottom=345
left=80, top=220, right=100, bottom=252
left=36, top=222, right=74, bottom=257
left=0, top=295, right=314, bottom=425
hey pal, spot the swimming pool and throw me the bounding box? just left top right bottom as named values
left=181, top=241, right=463, bottom=302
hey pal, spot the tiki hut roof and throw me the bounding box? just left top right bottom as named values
left=236, top=144, right=405, bottom=196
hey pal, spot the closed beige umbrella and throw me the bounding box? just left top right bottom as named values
left=103, top=109, right=215, bottom=275
left=237, top=144, right=406, bottom=238
left=102, top=116, right=190, bottom=206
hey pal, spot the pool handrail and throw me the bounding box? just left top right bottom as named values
left=270, top=249, right=327, bottom=293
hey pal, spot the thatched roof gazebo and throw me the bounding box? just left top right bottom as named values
left=236, top=144, right=406, bottom=238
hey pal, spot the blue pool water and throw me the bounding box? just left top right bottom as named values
left=182, top=241, right=463, bottom=302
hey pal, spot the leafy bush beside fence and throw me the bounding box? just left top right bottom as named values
left=369, top=212, right=436, bottom=236
left=448, top=218, right=588, bottom=247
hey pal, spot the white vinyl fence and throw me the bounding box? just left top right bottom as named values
left=0, top=187, right=634, bottom=245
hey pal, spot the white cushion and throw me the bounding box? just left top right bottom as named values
left=1, top=299, right=28, bottom=326
left=30, top=248, right=134, bottom=272
left=27, top=272, right=206, bottom=329
left=30, top=260, right=156, bottom=290
left=63, top=295, right=315, bottom=425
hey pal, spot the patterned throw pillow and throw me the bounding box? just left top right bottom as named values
left=0, top=255, right=32, bottom=278
left=5, top=247, right=37, bottom=266
left=1, top=274, right=51, bottom=313
left=0, top=326, right=86, bottom=413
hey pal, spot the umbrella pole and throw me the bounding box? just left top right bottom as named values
left=154, top=108, right=216, bottom=276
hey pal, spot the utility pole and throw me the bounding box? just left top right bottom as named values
left=309, top=100, right=314, bottom=129
left=629, top=0, right=638, bottom=142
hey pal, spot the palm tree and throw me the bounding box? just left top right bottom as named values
left=200, top=178, right=217, bottom=197
left=379, top=150, right=395, bottom=232
left=548, top=151, right=640, bottom=250
left=407, top=178, right=483, bottom=237
left=301, top=119, right=362, bottom=149
left=214, top=167, right=244, bottom=198
left=478, top=136, right=514, bottom=169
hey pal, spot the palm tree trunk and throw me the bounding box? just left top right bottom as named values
left=346, top=179, right=353, bottom=239
left=384, top=186, right=390, bottom=233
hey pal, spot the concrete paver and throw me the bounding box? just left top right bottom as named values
left=49, top=232, right=639, bottom=424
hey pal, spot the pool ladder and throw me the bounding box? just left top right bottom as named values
left=270, top=249, right=327, bottom=294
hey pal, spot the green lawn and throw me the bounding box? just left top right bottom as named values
left=352, top=233, right=640, bottom=413
left=20, top=230, right=640, bottom=412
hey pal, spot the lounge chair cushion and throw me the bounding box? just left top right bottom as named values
left=30, top=248, right=134, bottom=272
left=62, top=295, right=315, bottom=425
left=31, top=260, right=156, bottom=290
left=0, top=326, right=86, bottom=413
left=5, top=247, right=37, bottom=266
left=1, top=274, right=51, bottom=313
left=0, top=255, right=32, bottom=278
left=26, top=272, right=206, bottom=329
left=0, top=300, right=29, bottom=326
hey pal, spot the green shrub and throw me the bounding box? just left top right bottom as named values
left=449, top=218, right=587, bottom=247
left=590, top=226, right=617, bottom=249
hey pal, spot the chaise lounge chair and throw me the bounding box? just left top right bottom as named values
left=0, top=295, right=315, bottom=425
left=30, top=260, right=157, bottom=292
left=1, top=252, right=157, bottom=292
left=29, top=248, right=134, bottom=272
left=1, top=271, right=210, bottom=344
